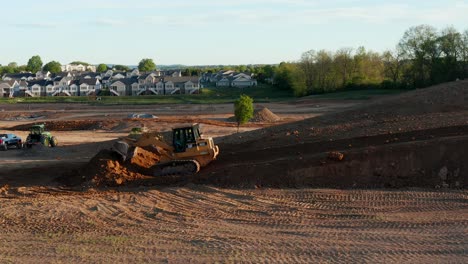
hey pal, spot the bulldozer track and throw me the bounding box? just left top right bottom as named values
left=152, top=160, right=201, bottom=177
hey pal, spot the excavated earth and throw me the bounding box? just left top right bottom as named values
left=59, top=80, right=468, bottom=189
left=0, top=81, right=467, bottom=262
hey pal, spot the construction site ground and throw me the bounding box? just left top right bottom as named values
left=0, top=81, right=467, bottom=262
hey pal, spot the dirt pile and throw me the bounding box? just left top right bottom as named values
left=76, top=148, right=160, bottom=187
left=226, top=107, right=281, bottom=123
left=66, top=145, right=187, bottom=188
left=251, top=107, right=281, bottom=123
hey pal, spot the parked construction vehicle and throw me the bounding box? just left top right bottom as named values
left=25, top=124, right=58, bottom=148
left=112, top=124, right=219, bottom=176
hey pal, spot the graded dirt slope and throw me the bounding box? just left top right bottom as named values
left=218, top=80, right=468, bottom=149
left=198, top=81, right=468, bottom=188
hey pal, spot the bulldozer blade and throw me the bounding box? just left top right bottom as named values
left=111, top=141, right=130, bottom=162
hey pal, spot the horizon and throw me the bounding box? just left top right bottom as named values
left=1, top=0, right=468, bottom=66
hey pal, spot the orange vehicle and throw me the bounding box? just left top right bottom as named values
left=112, top=124, right=219, bottom=176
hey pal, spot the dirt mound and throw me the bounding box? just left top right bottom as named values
left=226, top=107, right=281, bottom=123
left=251, top=107, right=281, bottom=123
left=65, top=146, right=187, bottom=188
left=72, top=149, right=150, bottom=187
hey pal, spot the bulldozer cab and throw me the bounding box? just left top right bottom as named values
left=173, top=125, right=201, bottom=153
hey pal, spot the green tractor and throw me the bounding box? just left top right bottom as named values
left=25, top=124, right=58, bottom=148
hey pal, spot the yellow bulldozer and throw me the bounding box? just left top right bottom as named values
left=112, top=124, right=219, bottom=176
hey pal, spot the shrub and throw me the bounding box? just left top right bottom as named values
left=234, top=95, right=254, bottom=130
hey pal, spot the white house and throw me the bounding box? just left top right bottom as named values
left=46, top=83, right=57, bottom=96
left=28, top=80, right=52, bottom=97
left=69, top=80, right=79, bottom=96
left=104, top=70, right=114, bottom=77
left=216, top=76, right=231, bottom=87
left=109, top=78, right=139, bottom=96
left=79, top=78, right=101, bottom=96
left=112, top=72, right=126, bottom=80
left=61, top=64, right=97, bottom=72
left=35, top=71, right=51, bottom=80
left=231, top=75, right=257, bottom=87
left=126, top=69, right=140, bottom=78
left=215, top=71, right=257, bottom=87
left=0, top=80, right=18, bottom=97
left=164, top=76, right=201, bottom=94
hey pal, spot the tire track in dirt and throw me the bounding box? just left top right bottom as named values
left=0, top=188, right=466, bottom=263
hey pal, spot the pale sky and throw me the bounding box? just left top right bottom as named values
left=1, top=0, right=468, bottom=66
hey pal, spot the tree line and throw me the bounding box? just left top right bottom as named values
left=0, top=57, right=158, bottom=76
left=274, top=25, right=468, bottom=96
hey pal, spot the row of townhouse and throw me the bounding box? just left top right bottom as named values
left=109, top=75, right=200, bottom=96
left=202, top=70, right=258, bottom=87
left=0, top=73, right=200, bottom=97
left=0, top=78, right=102, bottom=97
left=1, top=68, right=181, bottom=83
left=61, top=64, right=97, bottom=72
left=0, top=68, right=196, bottom=97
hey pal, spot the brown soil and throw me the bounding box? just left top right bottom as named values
left=251, top=106, right=281, bottom=123
left=22, top=80, right=457, bottom=192
left=7, top=117, right=276, bottom=132
left=10, top=80, right=466, bottom=191
left=0, top=81, right=467, bottom=262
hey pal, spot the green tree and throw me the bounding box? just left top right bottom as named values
left=138, top=58, right=156, bottom=72
left=1, top=62, right=19, bottom=74
left=8, top=62, right=18, bottom=69
left=1, top=65, right=15, bottom=74
left=334, top=48, right=354, bottom=87
left=382, top=49, right=404, bottom=83
left=262, top=65, right=275, bottom=78
left=17, top=65, right=28, bottom=72
left=300, top=50, right=317, bottom=91
left=462, top=30, right=468, bottom=78
left=97, top=63, right=108, bottom=73
left=398, top=25, right=439, bottom=87
left=234, top=94, right=254, bottom=131
left=70, top=61, right=90, bottom=66
left=43, top=61, right=62, bottom=73
left=26, top=55, right=43, bottom=73
left=190, top=68, right=201, bottom=76
left=114, top=65, right=130, bottom=71
left=182, top=68, right=191, bottom=76
left=275, top=62, right=307, bottom=96
left=314, top=50, right=335, bottom=92
left=437, top=26, right=463, bottom=81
